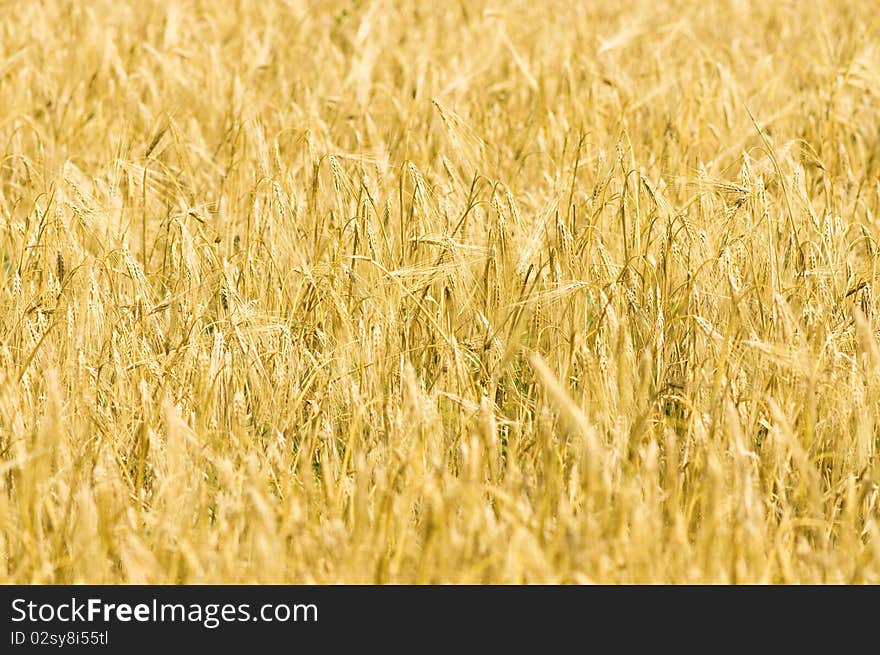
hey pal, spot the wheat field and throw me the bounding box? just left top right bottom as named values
left=1, top=0, right=879, bottom=584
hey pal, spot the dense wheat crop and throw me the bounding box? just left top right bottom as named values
left=1, top=0, right=879, bottom=583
